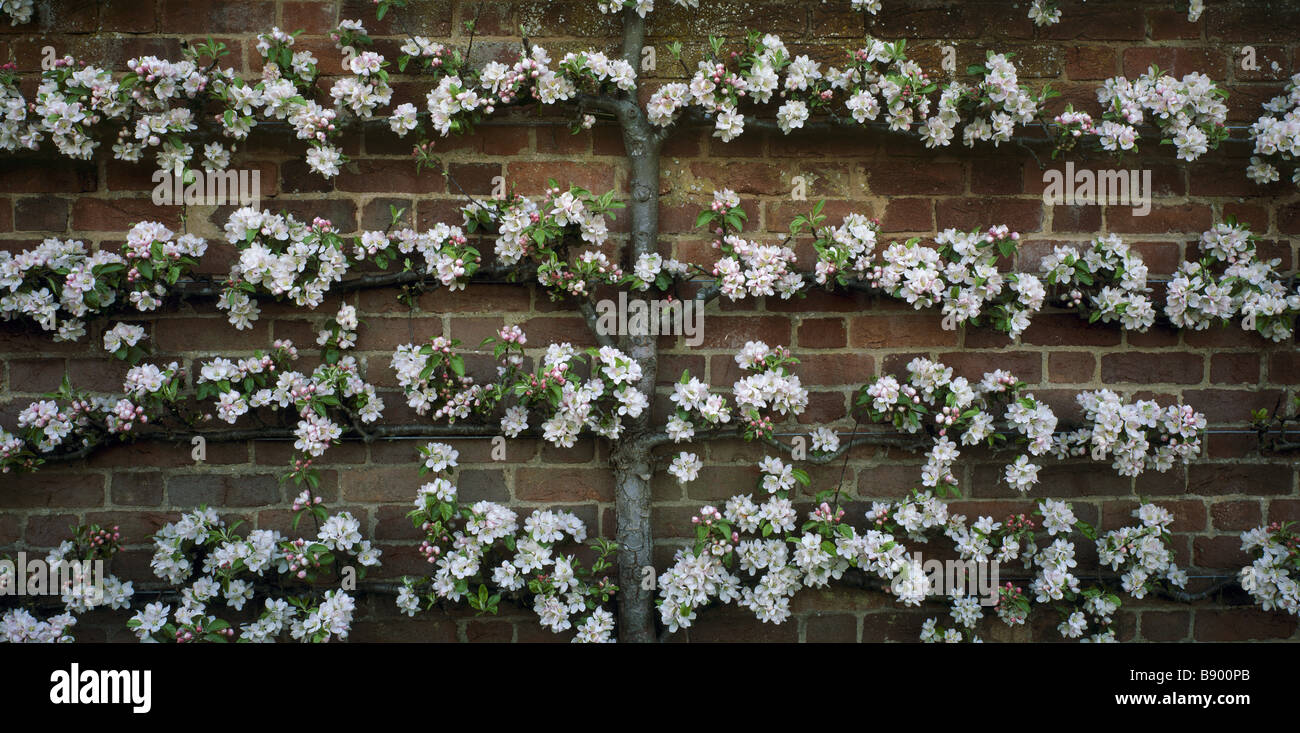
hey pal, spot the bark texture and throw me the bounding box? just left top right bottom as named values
left=609, top=7, right=666, bottom=643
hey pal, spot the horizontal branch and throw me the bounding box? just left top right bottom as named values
left=657, top=569, right=1244, bottom=641
left=641, top=426, right=930, bottom=454
left=677, top=109, right=1257, bottom=146
left=169, top=265, right=531, bottom=302
left=579, top=299, right=617, bottom=349
left=36, top=422, right=513, bottom=467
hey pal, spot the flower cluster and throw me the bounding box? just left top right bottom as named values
left=219, top=207, right=479, bottom=328
left=721, top=207, right=1295, bottom=347
left=228, top=26, right=343, bottom=175
left=1055, top=390, right=1206, bottom=477
left=0, top=0, right=31, bottom=25
left=1040, top=233, right=1156, bottom=332
left=647, top=33, right=1045, bottom=148
left=15, top=39, right=247, bottom=175
left=1239, top=522, right=1299, bottom=616
left=1248, top=72, right=1300, bottom=187
left=659, top=453, right=1182, bottom=643
left=1095, top=65, right=1228, bottom=161
left=661, top=341, right=808, bottom=446
left=196, top=339, right=384, bottom=457
left=646, top=33, right=798, bottom=140
left=714, top=199, right=1054, bottom=341
left=1027, top=0, right=1062, bottom=26
left=656, top=456, right=815, bottom=631
left=316, top=302, right=359, bottom=358
left=0, top=333, right=383, bottom=474
left=390, top=336, right=482, bottom=423
left=595, top=0, right=698, bottom=18
left=0, top=18, right=376, bottom=179
left=0, top=362, right=183, bottom=472
left=889, top=497, right=1063, bottom=640
left=131, top=501, right=378, bottom=642
left=1049, top=104, right=1098, bottom=155
left=711, top=233, right=802, bottom=301
left=730, top=341, right=808, bottom=439
left=0, top=7, right=1251, bottom=186
left=877, top=495, right=1179, bottom=642
left=803, top=206, right=1040, bottom=337
left=2, top=523, right=133, bottom=643
left=392, top=328, right=654, bottom=447
left=219, top=209, right=347, bottom=326
left=629, top=251, right=690, bottom=291
left=0, top=63, right=35, bottom=151
left=668, top=451, right=703, bottom=484
left=861, top=359, right=1052, bottom=494
left=534, top=344, right=647, bottom=445
left=331, top=49, right=393, bottom=120
left=398, top=443, right=618, bottom=641
left=1096, top=503, right=1188, bottom=599
left=1166, top=221, right=1300, bottom=341
left=462, top=184, right=625, bottom=299
left=701, top=190, right=802, bottom=300
left=861, top=359, right=1204, bottom=495
left=0, top=223, right=205, bottom=352
left=939, top=51, right=1045, bottom=149
left=414, top=40, right=637, bottom=142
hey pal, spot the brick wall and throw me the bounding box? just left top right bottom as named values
left=1, top=0, right=1298, bottom=642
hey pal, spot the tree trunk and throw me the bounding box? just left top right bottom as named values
left=611, top=6, right=664, bottom=643
left=612, top=436, right=656, bottom=643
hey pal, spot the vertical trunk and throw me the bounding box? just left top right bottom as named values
left=613, top=110, right=662, bottom=643
left=612, top=6, right=663, bottom=643
left=612, top=437, right=656, bottom=643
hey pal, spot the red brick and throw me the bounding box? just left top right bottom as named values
left=1101, top=352, right=1203, bottom=384
left=15, top=197, right=68, bottom=232
left=1194, top=609, right=1297, bottom=641
left=936, top=197, right=1043, bottom=233
left=1210, top=500, right=1263, bottom=531
left=514, top=468, right=613, bottom=502
left=282, top=1, right=338, bottom=34
left=849, top=314, right=958, bottom=348
left=880, top=198, right=933, bottom=232
left=804, top=614, right=857, bottom=643
left=1210, top=353, right=1259, bottom=384
left=1048, top=352, right=1095, bottom=383
left=160, top=0, right=275, bottom=33
left=1141, top=611, right=1189, bottom=641
left=866, top=162, right=963, bottom=195
left=507, top=162, right=616, bottom=196
left=0, top=162, right=96, bottom=193
left=797, top=318, right=846, bottom=349
left=0, top=473, right=105, bottom=508
left=1065, top=45, right=1117, bottom=80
